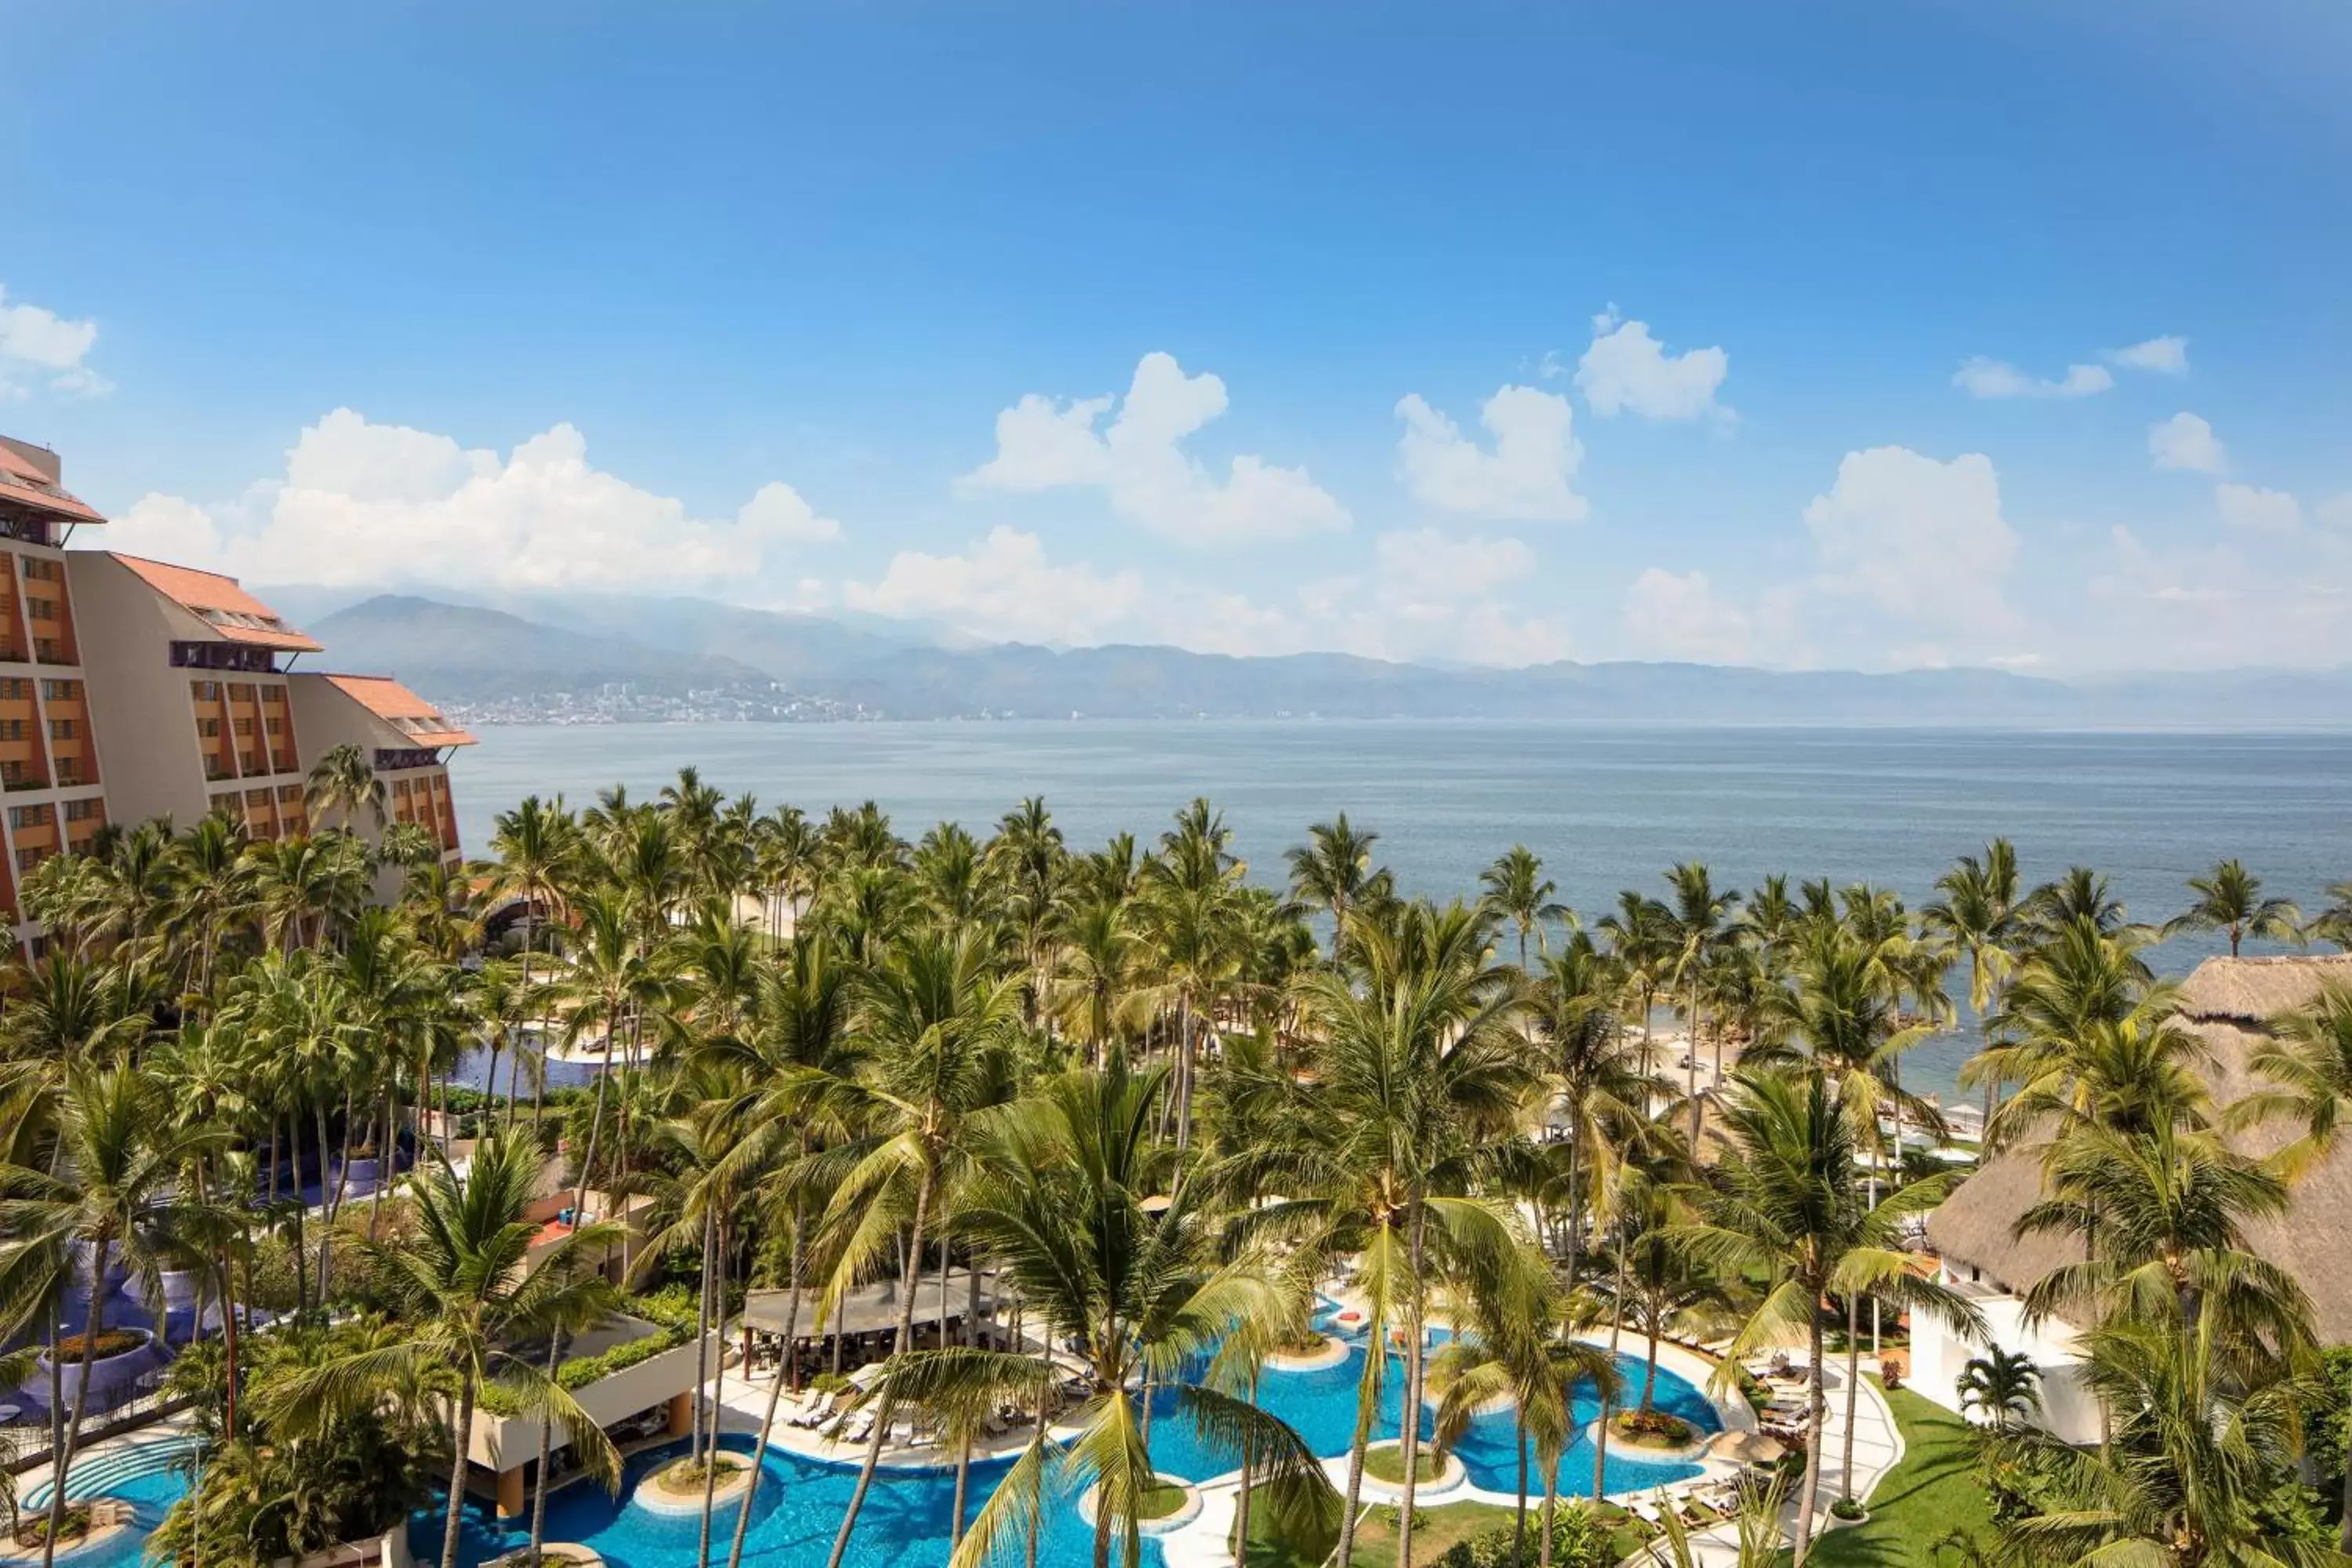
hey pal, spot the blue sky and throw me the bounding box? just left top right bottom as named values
left=5, top=0, right=2349, bottom=672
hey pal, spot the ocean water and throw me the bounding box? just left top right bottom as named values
left=448, top=721, right=2352, bottom=1099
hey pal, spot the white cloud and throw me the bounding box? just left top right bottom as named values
left=2318, top=495, right=2352, bottom=532
left=112, top=408, right=841, bottom=593
left=1952, top=357, right=2114, bottom=400
left=0, top=284, right=108, bottom=398
left=2148, top=412, right=2227, bottom=474
left=2216, top=482, right=2303, bottom=535
left=1574, top=310, right=1730, bottom=420
left=2085, top=523, right=2352, bottom=668
left=845, top=524, right=1569, bottom=666
left=960, top=351, right=1348, bottom=546
left=2109, top=336, right=2190, bottom=375
left=1394, top=385, right=1586, bottom=522
left=1803, top=446, right=2019, bottom=633
left=1621, top=568, right=1755, bottom=664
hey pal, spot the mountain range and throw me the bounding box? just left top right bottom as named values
left=279, top=588, right=2352, bottom=729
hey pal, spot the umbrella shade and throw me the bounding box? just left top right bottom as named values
left=848, top=1361, right=889, bottom=1390
left=1709, top=1430, right=1786, bottom=1465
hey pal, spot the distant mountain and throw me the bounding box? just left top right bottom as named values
left=289, top=590, right=2352, bottom=728
left=304, top=595, right=775, bottom=702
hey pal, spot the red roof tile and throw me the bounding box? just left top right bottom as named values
left=319, top=673, right=477, bottom=746
left=107, top=553, right=323, bottom=651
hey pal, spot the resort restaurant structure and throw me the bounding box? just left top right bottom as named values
left=1917, top=953, right=2352, bottom=1443
left=742, top=1270, right=1004, bottom=1380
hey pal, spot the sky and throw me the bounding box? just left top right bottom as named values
left=5, top=0, right=2350, bottom=675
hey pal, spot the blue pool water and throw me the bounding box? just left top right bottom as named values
left=418, top=1338, right=1716, bottom=1568
left=3, top=1457, right=194, bottom=1568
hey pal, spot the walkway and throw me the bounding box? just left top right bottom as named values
left=1637, top=1355, right=1904, bottom=1568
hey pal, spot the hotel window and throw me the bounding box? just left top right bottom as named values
left=64, top=798, right=101, bottom=823
left=26, top=598, right=55, bottom=621
left=0, top=719, right=24, bottom=741
left=0, top=762, right=24, bottom=786
left=264, top=717, right=282, bottom=735
left=48, top=718, right=73, bottom=740
left=197, top=717, right=221, bottom=738
left=233, top=717, right=255, bottom=737
left=33, top=640, right=60, bottom=662
left=8, top=804, right=52, bottom=830
left=54, top=760, right=80, bottom=785
left=16, top=847, right=49, bottom=873
left=246, top=789, right=271, bottom=808
left=193, top=680, right=221, bottom=701
left=0, top=680, right=24, bottom=700
left=40, top=679, right=76, bottom=701
left=19, top=558, right=56, bottom=582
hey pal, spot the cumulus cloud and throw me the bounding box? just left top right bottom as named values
left=960, top=352, right=1348, bottom=546
left=0, top=284, right=108, bottom=398
left=110, top=408, right=842, bottom=593
left=2216, top=482, right=2303, bottom=535
left=2318, top=495, right=2352, bottom=532
left=2149, top=412, right=2227, bottom=474
left=2085, top=523, right=2352, bottom=668
left=1951, top=357, right=2114, bottom=400
left=1804, top=446, right=2019, bottom=634
left=1574, top=310, right=1730, bottom=420
left=845, top=524, right=1567, bottom=666
left=1394, top=386, right=1586, bottom=522
left=1621, top=568, right=1755, bottom=664
left=2109, top=336, right=2190, bottom=375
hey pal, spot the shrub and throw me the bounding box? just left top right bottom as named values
left=1430, top=1503, right=1613, bottom=1568
left=52, top=1328, right=145, bottom=1359
left=1609, top=1408, right=1695, bottom=1446
left=1830, top=1496, right=1867, bottom=1521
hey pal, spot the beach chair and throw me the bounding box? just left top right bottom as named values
left=839, top=1407, right=875, bottom=1443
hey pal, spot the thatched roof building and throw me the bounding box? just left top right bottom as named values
left=1925, top=952, right=2352, bottom=1342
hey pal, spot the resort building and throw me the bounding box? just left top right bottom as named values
left=0, top=437, right=112, bottom=944
left=67, top=550, right=321, bottom=843
left=1915, top=953, right=2352, bottom=1443
left=289, top=672, right=476, bottom=890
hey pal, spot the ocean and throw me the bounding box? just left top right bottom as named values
left=448, top=720, right=2352, bottom=1100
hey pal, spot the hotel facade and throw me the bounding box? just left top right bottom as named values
left=0, top=434, right=474, bottom=945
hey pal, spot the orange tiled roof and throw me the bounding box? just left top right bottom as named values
left=0, top=449, right=105, bottom=524
left=107, top=553, right=323, bottom=651
left=319, top=673, right=477, bottom=746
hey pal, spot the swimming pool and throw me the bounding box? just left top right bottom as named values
left=5, top=1438, right=200, bottom=1568
left=419, top=1336, right=1719, bottom=1568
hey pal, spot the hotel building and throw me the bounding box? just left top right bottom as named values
left=0, top=437, right=113, bottom=946
left=0, top=432, right=475, bottom=946
left=289, top=672, right=476, bottom=892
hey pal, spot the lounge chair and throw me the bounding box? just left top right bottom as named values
left=838, top=1408, right=875, bottom=1443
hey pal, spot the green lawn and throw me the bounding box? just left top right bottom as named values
left=1786, top=1382, right=1992, bottom=1566
left=1232, top=1497, right=1645, bottom=1568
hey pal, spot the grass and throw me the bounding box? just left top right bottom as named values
left=1780, top=1381, right=1992, bottom=1566
left=1363, top=1446, right=1447, bottom=1484
left=1137, top=1482, right=1190, bottom=1522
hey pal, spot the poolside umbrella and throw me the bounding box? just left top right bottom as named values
left=1710, top=1430, right=1786, bottom=1465
left=848, top=1361, right=889, bottom=1391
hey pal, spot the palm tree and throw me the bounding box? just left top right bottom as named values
left=1955, top=1347, right=2041, bottom=1432
left=1675, top=1069, right=1984, bottom=1564
left=271, top=1138, right=626, bottom=1568
left=2164, top=859, right=2302, bottom=959
left=1287, top=813, right=1385, bottom=935
left=817, top=931, right=1022, bottom=1568
left=2237, top=981, right=2352, bottom=1189
left=2310, top=881, right=2352, bottom=952
left=1280, top=900, right=1539, bottom=1568
left=1993, top=1315, right=2328, bottom=1566
left=1481, top=844, right=1570, bottom=971
left=0, top=1064, right=220, bottom=1568
left=866, top=1061, right=1334, bottom=1568
left=1661, top=863, right=1738, bottom=1146
left=488, top=795, right=579, bottom=1041
left=1922, top=840, right=2024, bottom=1127
left=304, top=742, right=387, bottom=837
left=1532, top=936, right=1652, bottom=1288
left=1429, top=1268, right=1621, bottom=1568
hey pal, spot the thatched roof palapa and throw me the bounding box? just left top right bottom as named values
left=1926, top=953, right=2352, bottom=1343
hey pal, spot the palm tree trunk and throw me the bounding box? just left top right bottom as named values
left=1332, top=1316, right=1382, bottom=1568
left=696, top=1216, right=726, bottom=1568
left=1592, top=1244, right=1628, bottom=1504
left=822, top=1168, right=931, bottom=1568
left=528, top=1330, right=564, bottom=1561
left=691, top=1211, right=716, bottom=1463
left=1539, top=1470, right=1558, bottom=1568
left=949, top=1434, right=972, bottom=1550
left=1396, top=1207, right=1430, bottom=1568
left=315, top=1100, right=342, bottom=1298
left=1838, top=1290, right=1863, bottom=1507
left=1512, top=1409, right=1529, bottom=1560
left=1793, top=1309, right=1827, bottom=1566
left=723, top=1315, right=789, bottom=1568
left=1236, top=1369, right=1259, bottom=1567
left=1561, top=1137, right=1582, bottom=1289
left=1686, top=984, right=1704, bottom=1149
left=41, top=1237, right=111, bottom=1568
left=440, top=1368, right=479, bottom=1568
